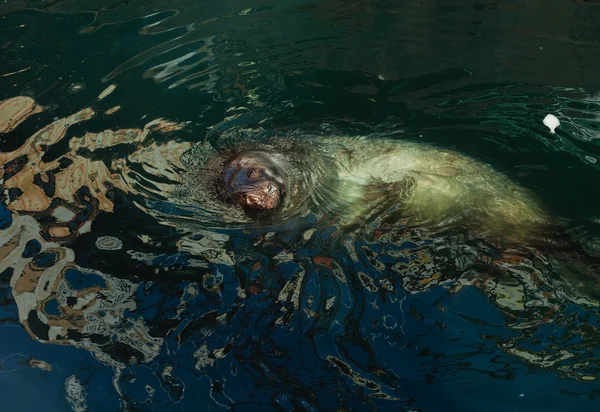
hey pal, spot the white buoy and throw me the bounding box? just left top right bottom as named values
left=543, top=114, right=560, bottom=134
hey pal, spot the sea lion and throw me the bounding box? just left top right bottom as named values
left=204, top=136, right=600, bottom=290
left=208, top=136, right=547, bottom=243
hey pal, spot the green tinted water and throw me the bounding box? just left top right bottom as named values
left=2, top=1, right=600, bottom=411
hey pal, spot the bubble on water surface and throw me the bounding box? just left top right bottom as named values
left=95, top=236, right=123, bottom=251
left=67, top=83, right=86, bottom=94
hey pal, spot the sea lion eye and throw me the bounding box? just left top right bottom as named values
left=248, top=168, right=260, bottom=179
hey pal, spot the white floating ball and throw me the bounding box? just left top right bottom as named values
left=543, top=114, right=560, bottom=134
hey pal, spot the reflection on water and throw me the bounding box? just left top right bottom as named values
left=2, top=90, right=600, bottom=410
left=2, top=1, right=600, bottom=411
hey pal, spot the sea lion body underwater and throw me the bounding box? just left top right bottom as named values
left=208, top=135, right=600, bottom=294
left=215, top=136, right=546, bottom=244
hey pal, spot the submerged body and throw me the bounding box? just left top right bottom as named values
left=210, top=136, right=600, bottom=293
left=336, top=138, right=546, bottom=240
left=217, top=136, right=547, bottom=244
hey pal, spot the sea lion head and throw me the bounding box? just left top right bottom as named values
left=222, top=150, right=286, bottom=212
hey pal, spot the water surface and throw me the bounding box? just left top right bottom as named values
left=2, top=1, right=600, bottom=411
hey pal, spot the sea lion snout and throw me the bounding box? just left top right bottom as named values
left=222, top=151, right=286, bottom=212
left=235, top=180, right=280, bottom=210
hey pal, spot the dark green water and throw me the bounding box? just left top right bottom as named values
left=2, top=1, right=600, bottom=411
